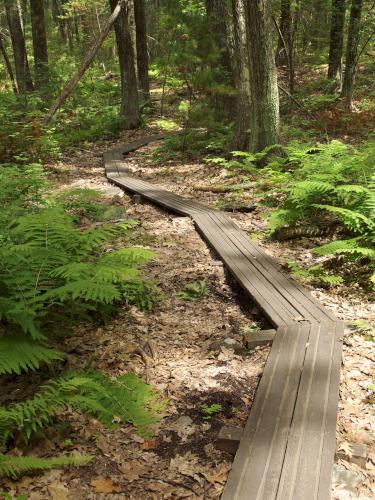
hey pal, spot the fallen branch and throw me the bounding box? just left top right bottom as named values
left=194, top=183, right=252, bottom=193
left=43, top=0, right=126, bottom=125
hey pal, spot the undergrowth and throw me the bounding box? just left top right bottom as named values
left=0, top=165, right=163, bottom=477
left=214, top=139, right=375, bottom=289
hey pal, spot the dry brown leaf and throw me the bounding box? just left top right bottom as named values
left=204, top=464, right=231, bottom=485
left=142, top=438, right=157, bottom=450
left=118, top=460, right=148, bottom=482
left=90, top=478, right=122, bottom=494
left=47, top=481, right=70, bottom=500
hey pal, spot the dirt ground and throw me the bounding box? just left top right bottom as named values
left=2, top=126, right=374, bottom=499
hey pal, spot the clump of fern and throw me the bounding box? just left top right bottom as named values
left=0, top=371, right=164, bottom=448
left=0, top=453, right=92, bottom=479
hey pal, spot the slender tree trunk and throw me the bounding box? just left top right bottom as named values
left=231, top=0, right=251, bottom=150
left=205, top=0, right=234, bottom=78
left=52, top=0, right=68, bottom=44
left=327, top=0, right=346, bottom=86
left=109, top=0, right=140, bottom=129
left=341, top=0, right=363, bottom=110
left=276, top=0, right=291, bottom=67
left=0, top=33, right=18, bottom=93
left=134, top=0, right=151, bottom=102
left=44, top=0, right=126, bottom=125
left=4, top=0, right=34, bottom=92
left=244, top=0, right=279, bottom=152
left=30, top=0, right=49, bottom=90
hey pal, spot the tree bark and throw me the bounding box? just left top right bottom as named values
left=230, top=0, right=252, bottom=150
left=134, top=0, right=151, bottom=102
left=0, top=33, right=18, bottom=93
left=276, top=0, right=291, bottom=67
left=44, top=0, right=126, bottom=125
left=52, top=0, right=68, bottom=44
left=109, top=0, right=141, bottom=129
left=4, top=0, right=34, bottom=92
left=341, top=0, right=363, bottom=110
left=327, top=0, right=346, bottom=86
left=244, top=0, right=279, bottom=152
left=30, top=0, right=49, bottom=89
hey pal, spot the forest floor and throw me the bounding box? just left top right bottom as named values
left=2, top=116, right=374, bottom=498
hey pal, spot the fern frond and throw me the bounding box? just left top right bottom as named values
left=0, top=335, right=64, bottom=375
left=315, top=238, right=375, bottom=259
left=43, top=280, right=121, bottom=303
left=0, top=453, right=92, bottom=479
left=314, top=205, right=375, bottom=234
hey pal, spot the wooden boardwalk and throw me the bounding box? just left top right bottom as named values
left=104, top=136, right=343, bottom=500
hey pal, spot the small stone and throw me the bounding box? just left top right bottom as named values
left=332, top=464, right=365, bottom=495
left=216, top=426, right=243, bottom=454
left=209, top=337, right=244, bottom=354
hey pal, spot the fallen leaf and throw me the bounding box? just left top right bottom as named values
left=48, top=481, right=69, bottom=500
left=90, top=478, right=122, bottom=494
left=142, top=438, right=157, bottom=450
left=118, top=460, right=148, bottom=482
left=204, top=464, right=231, bottom=485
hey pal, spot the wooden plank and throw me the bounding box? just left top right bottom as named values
left=202, top=212, right=303, bottom=325
left=221, top=324, right=311, bottom=500
left=276, top=321, right=343, bottom=500
left=212, top=211, right=336, bottom=323
left=193, top=213, right=290, bottom=327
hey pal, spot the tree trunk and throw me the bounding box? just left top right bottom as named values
left=44, top=0, right=126, bottom=125
left=276, top=0, right=291, bottom=67
left=52, top=0, right=68, bottom=44
left=327, top=0, right=346, bottom=86
left=4, top=0, right=34, bottom=92
left=230, top=0, right=251, bottom=150
left=30, top=0, right=49, bottom=90
left=134, top=0, right=151, bottom=102
left=0, top=33, right=18, bottom=93
left=109, top=0, right=141, bottom=129
left=341, top=0, right=363, bottom=110
left=244, top=0, right=279, bottom=152
left=205, top=0, right=234, bottom=78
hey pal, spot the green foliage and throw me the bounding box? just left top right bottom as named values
left=0, top=336, right=64, bottom=375
left=0, top=371, right=164, bottom=446
left=286, top=260, right=343, bottom=287
left=0, top=453, right=92, bottom=479
left=178, top=280, right=208, bottom=301
left=219, top=140, right=375, bottom=288
left=201, top=403, right=223, bottom=420
left=0, top=165, right=157, bottom=377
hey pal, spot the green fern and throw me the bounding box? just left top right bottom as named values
left=0, top=371, right=165, bottom=445
left=0, top=335, right=64, bottom=375
left=0, top=453, right=92, bottom=479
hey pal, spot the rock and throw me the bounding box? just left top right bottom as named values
left=209, top=337, right=244, bottom=354
left=332, top=464, right=365, bottom=495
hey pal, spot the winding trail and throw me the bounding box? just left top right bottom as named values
left=104, top=135, right=343, bottom=500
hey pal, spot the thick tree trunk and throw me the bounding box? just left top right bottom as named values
left=0, top=33, right=18, bottom=93
left=30, top=0, right=49, bottom=89
left=134, top=0, right=151, bottom=102
left=44, top=0, right=126, bottom=125
left=341, top=0, right=363, bottom=110
left=231, top=0, right=251, bottom=150
left=109, top=0, right=140, bottom=129
left=244, top=0, right=279, bottom=152
left=327, top=0, right=346, bottom=86
left=4, top=0, right=34, bottom=92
